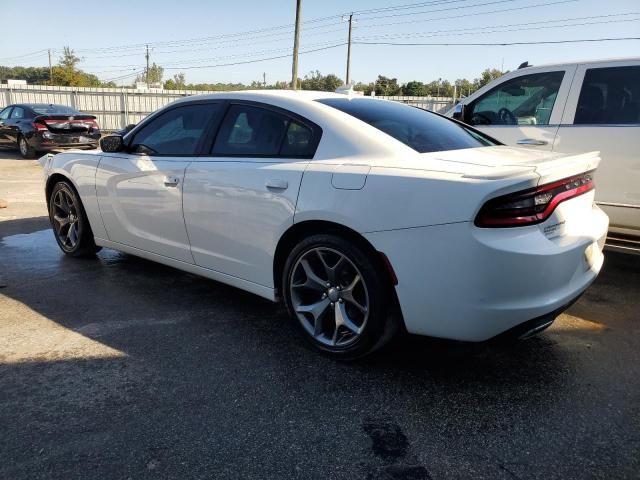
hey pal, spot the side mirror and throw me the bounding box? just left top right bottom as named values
left=452, top=103, right=466, bottom=121
left=100, top=135, right=124, bottom=153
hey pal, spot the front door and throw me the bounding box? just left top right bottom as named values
left=96, top=102, right=219, bottom=263
left=0, top=107, right=13, bottom=147
left=463, top=66, right=576, bottom=151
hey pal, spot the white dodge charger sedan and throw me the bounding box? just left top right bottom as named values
left=41, top=91, right=608, bottom=358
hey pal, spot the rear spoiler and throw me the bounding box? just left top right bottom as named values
left=34, top=114, right=96, bottom=122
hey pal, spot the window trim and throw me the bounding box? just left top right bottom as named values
left=125, top=100, right=225, bottom=158
left=464, top=70, right=566, bottom=127
left=203, top=100, right=323, bottom=160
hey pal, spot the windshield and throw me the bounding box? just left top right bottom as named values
left=30, top=104, right=80, bottom=115
left=316, top=97, right=496, bottom=153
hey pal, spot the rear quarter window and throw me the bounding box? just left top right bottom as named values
left=316, top=97, right=495, bottom=153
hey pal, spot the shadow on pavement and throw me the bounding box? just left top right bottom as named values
left=1, top=216, right=638, bottom=479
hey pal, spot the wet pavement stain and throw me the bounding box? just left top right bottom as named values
left=363, top=421, right=410, bottom=462
left=363, top=420, right=431, bottom=479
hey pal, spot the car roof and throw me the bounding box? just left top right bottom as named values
left=517, top=56, right=640, bottom=70
left=171, top=89, right=353, bottom=106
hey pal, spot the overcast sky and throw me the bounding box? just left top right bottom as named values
left=2, top=0, right=639, bottom=85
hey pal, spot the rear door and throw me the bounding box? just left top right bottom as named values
left=96, top=101, right=220, bottom=263
left=464, top=66, right=576, bottom=150
left=183, top=102, right=320, bottom=288
left=553, top=60, right=640, bottom=233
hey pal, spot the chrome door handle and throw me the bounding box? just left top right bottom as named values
left=517, top=138, right=548, bottom=146
left=163, top=175, right=180, bottom=187
left=265, top=179, right=288, bottom=190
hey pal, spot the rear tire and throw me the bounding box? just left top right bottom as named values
left=48, top=181, right=101, bottom=257
left=283, top=234, right=397, bottom=359
left=18, top=135, right=36, bottom=159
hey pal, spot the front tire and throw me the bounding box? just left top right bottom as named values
left=48, top=181, right=101, bottom=257
left=18, top=135, right=36, bottom=159
left=283, top=234, right=396, bottom=359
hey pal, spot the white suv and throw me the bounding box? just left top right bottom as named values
left=447, top=58, right=639, bottom=252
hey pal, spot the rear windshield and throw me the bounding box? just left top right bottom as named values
left=316, top=97, right=496, bottom=153
left=30, top=104, right=80, bottom=115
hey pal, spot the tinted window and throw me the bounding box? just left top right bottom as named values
left=317, top=97, right=494, bottom=153
left=30, top=104, right=79, bottom=115
left=0, top=107, right=11, bottom=120
left=575, top=66, right=640, bottom=125
left=10, top=107, right=25, bottom=119
left=468, top=71, right=564, bottom=126
left=212, top=104, right=315, bottom=157
left=131, top=103, right=217, bottom=155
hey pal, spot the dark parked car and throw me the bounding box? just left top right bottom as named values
left=0, top=103, right=101, bottom=158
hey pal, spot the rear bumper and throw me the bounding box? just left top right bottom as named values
left=364, top=201, right=609, bottom=342
left=28, top=131, right=100, bottom=151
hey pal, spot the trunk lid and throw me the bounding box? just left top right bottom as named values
left=400, top=146, right=600, bottom=183
left=34, top=114, right=98, bottom=134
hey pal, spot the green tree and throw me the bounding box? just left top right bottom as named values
left=136, top=63, right=164, bottom=85
left=300, top=71, right=343, bottom=91
left=51, top=47, right=97, bottom=86
left=353, top=81, right=374, bottom=95
left=173, top=73, right=186, bottom=89
left=402, top=81, right=427, bottom=96
left=373, top=75, right=401, bottom=96
left=474, top=68, right=503, bottom=90
left=0, top=66, right=50, bottom=84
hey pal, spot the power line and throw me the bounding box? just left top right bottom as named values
left=354, top=36, right=640, bottom=47
left=0, top=49, right=48, bottom=62
left=352, top=0, right=585, bottom=30
left=99, top=42, right=347, bottom=81
left=355, top=0, right=521, bottom=21
left=63, top=0, right=513, bottom=54
left=355, top=14, right=640, bottom=40
left=161, top=43, right=346, bottom=71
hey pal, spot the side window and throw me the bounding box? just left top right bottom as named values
left=467, top=71, right=564, bottom=126
left=212, top=104, right=315, bottom=158
left=0, top=107, right=12, bottom=120
left=575, top=66, right=640, bottom=125
left=10, top=107, right=25, bottom=119
left=130, top=103, right=218, bottom=155
left=281, top=121, right=314, bottom=157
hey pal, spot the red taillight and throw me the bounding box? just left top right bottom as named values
left=86, top=119, right=99, bottom=130
left=32, top=121, right=48, bottom=131
left=475, top=171, right=595, bottom=228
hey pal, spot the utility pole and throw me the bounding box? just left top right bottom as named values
left=145, top=45, right=151, bottom=88
left=48, top=49, right=53, bottom=86
left=263, top=72, right=266, bottom=87
left=291, top=0, right=301, bottom=90
left=345, top=13, right=353, bottom=85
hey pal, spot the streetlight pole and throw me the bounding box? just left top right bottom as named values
left=291, top=0, right=302, bottom=90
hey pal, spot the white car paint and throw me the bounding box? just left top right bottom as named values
left=446, top=57, right=640, bottom=241
left=42, top=90, right=608, bottom=342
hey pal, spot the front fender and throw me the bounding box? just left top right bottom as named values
left=44, top=152, right=107, bottom=239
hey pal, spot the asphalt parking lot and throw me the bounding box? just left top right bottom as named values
left=0, top=150, right=639, bottom=480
